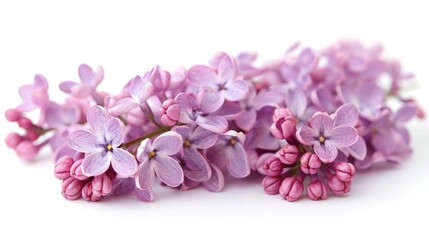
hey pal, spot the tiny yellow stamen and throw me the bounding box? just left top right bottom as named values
left=106, top=144, right=113, bottom=151
left=318, top=135, right=325, bottom=143
left=148, top=151, right=156, bottom=158
left=184, top=139, right=192, bottom=148
left=229, top=138, right=237, bottom=145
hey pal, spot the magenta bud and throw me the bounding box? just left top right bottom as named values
left=5, top=132, right=23, bottom=148
left=55, top=156, right=75, bottom=180
left=25, top=130, right=39, bottom=141
left=300, top=153, right=322, bottom=175
left=18, top=117, right=33, bottom=129
left=278, top=145, right=299, bottom=165
left=262, top=176, right=282, bottom=195
left=263, top=156, right=283, bottom=176
left=270, top=108, right=297, bottom=140
left=328, top=175, right=351, bottom=195
left=82, top=182, right=102, bottom=202
left=335, top=162, right=356, bottom=182
left=15, top=141, right=39, bottom=161
left=5, top=109, right=21, bottom=122
left=279, top=177, right=303, bottom=202
left=70, top=159, right=89, bottom=180
left=61, top=177, right=84, bottom=200
left=307, top=180, right=328, bottom=200
left=92, top=175, right=113, bottom=197
left=160, top=99, right=180, bottom=126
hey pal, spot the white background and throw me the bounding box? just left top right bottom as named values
left=0, top=1, right=428, bottom=239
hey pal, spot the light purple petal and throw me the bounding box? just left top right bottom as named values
left=298, top=48, right=317, bottom=72
left=111, top=148, right=138, bottom=176
left=111, top=177, right=135, bottom=196
left=135, top=188, right=155, bottom=202
left=78, top=64, right=94, bottom=84
left=296, top=126, right=317, bottom=145
left=129, top=76, right=154, bottom=103
left=314, top=142, right=338, bottom=163
left=311, top=87, right=336, bottom=113
left=212, top=101, right=242, bottom=120
left=59, top=81, right=77, bottom=93
left=333, top=104, right=359, bottom=127
left=106, top=118, right=125, bottom=147
left=82, top=151, right=110, bottom=176
left=394, top=104, right=417, bottom=123
left=87, top=105, right=111, bottom=137
left=223, top=79, right=248, bottom=102
left=71, top=84, right=92, bottom=98
left=153, top=155, right=184, bottom=187
left=196, top=115, right=228, bottom=133
left=286, top=88, right=307, bottom=117
left=198, top=88, right=224, bottom=113
left=310, top=112, right=333, bottom=134
left=137, top=159, right=155, bottom=190
left=152, top=132, right=183, bottom=156
left=188, top=65, right=219, bottom=87
left=191, top=127, right=218, bottom=149
left=372, top=130, right=398, bottom=156
left=67, top=130, right=99, bottom=153
left=236, top=109, right=257, bottom=132
left=176, top=93, right=194, bottom=123
left=108, top=98, right=139, bottom=116
left=226, top=143, right=250, bottom=178
left=206, top=144, right=227, bottom=169
left=328, top=125, right=358, bottom=147
left=137, top=139, right=153, bottom=163
left=182, top=147, right=212, bottom=182
left=218, top=55, right=236, bottom=83
left=173, top=126, right=192, bottom=140
left=358, top=83, right=384, bottom=106
left=347, top=136, right=367, bottom=160
left=203, top=164, right=225, bottom=192
left=253, top=90, right=283, bottom=109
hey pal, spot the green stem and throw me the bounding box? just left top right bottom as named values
left=121, top=127, right=171, bottom=148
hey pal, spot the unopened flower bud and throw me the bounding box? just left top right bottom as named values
left=5, top=109, right=21, bottom=122
left=92, top=175, right=113, bottom=197
left=262, top=176, right=282, bottom=195
left=278, top=145, right=299, bottom=165
left=270, top=108, right=296, bottom=140
left=328, top=175, right=351, bottom=195
left=82, top=182, right=102, bottom=202
left=15, top=141, right=39, bottom=161
left=18, top=117, right=33, bottom=129
left=70, top=159, right=89, bottom=180
left=55, top=156, right=74, bottom=180
left=160, top=99, right=180, bottom=126
left=5, top=132, right=23, bottom=148
left=61, top=177, right=84, bottom=200
left=335, top=162, right=356, bottom=182
left=300, top=153, right=322, bottom=175
left=307, top=180, right=328, bottom=200
left=279, top=177, right=303, bottom=202
left=263, top=156, right=283, bottom=176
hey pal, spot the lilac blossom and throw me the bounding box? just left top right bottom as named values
left=188, top=54, right=249, bottom=105
left=17, top=74, right=49, bottom=112
left=280, top=48, right=318, bottom=88
left=297, top=112, right=359, bottom=162
left=59, top=64, right=104, bottom=99
left=136, top=132, right=184, bottom=189
left=67, top=105, right=138, bottom=176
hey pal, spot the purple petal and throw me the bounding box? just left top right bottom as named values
left=106, top=118, right=125, bottom=147
left=135, top=188, right=155, bottom=202
left=314, top=142, right=338, bottom=163
left=286, top=88, right=307, bottom=117
left=59, top=81, right=77, bottom=93
left=298, top=48, right=317, bottom=72
left=188, top=65, right=219, bottom=87
left=78, top=64, right=94, bottom=84
left=347, top=136, right=367, bottom=160
left=236, top=109, right=257, bottom=132
left=136, top=139, right=153, bottom=163
left=182, top=147, right=212, bottom=182
left=129, top=76, right=154, bottom=103
left=253, top=90, right=283, bottom=109
left=372, top=130, right=398, bottom=156
left=212, top=101, right=242, bottom=120
left=358, top=83, right=384, bottom=106
left=152, top=132, right=183, bottom=156
left=71, top=84, right=92, bottom=98
left=311, top=87, right=336, bottom=113
left=226, top=143, right=250, bottom=178
left=206, top=144, right=227, bottom=169
left=153, top=155, right=184, bottom=187
left=310, top=112, right=333, bottom=134
left=87, top=105, right=111, bottom=138
left=223, top=79, right=248, bottom=102
left=176, top=93, right=194, bottom=123
left=82, top=151, right=110, bottom=176
left=333, top=104, right=359, bottom=127
left=218, top=55, right=236, bottom=83
left=198, top=88, right=224, bottom=113
left=108, top=98, right=139, bottom=116
left=67, top=130, right=99, bottom=153
left=111, top=148, right=138, bottom=176
left=136, top=159, right=155, bottom=190
left=394, top=104, right=417, bottom=123
left=173, top=126, right=192, bottom=140
left=191, top=127, right=218, bottom=149
left=296, top=126, right=317, bottom=145
left=111, top=177, right=135, bottom=196
left=203, top=164, right=225, bottom=192
left=328, top=126, right=358, bottom=147
left=196, top=115, right=228, bottom=133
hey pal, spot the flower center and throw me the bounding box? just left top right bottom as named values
left=318, top=135, right=325, bottom=144
left=184, top=139, right=191, bottom=148
left=148, top=151, right=156, bottom=158
left=229, top=137, right=238, bottom=145
left=106, top=144, right=113, bottom=151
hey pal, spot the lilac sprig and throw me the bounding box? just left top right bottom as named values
left=5, top=40, right=423, bottom=202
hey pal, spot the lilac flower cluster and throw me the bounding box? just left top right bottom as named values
left=5, top=41, right=423, bottom=202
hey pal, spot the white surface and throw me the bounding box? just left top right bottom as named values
left=0, top=1, right=428, bottom=239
